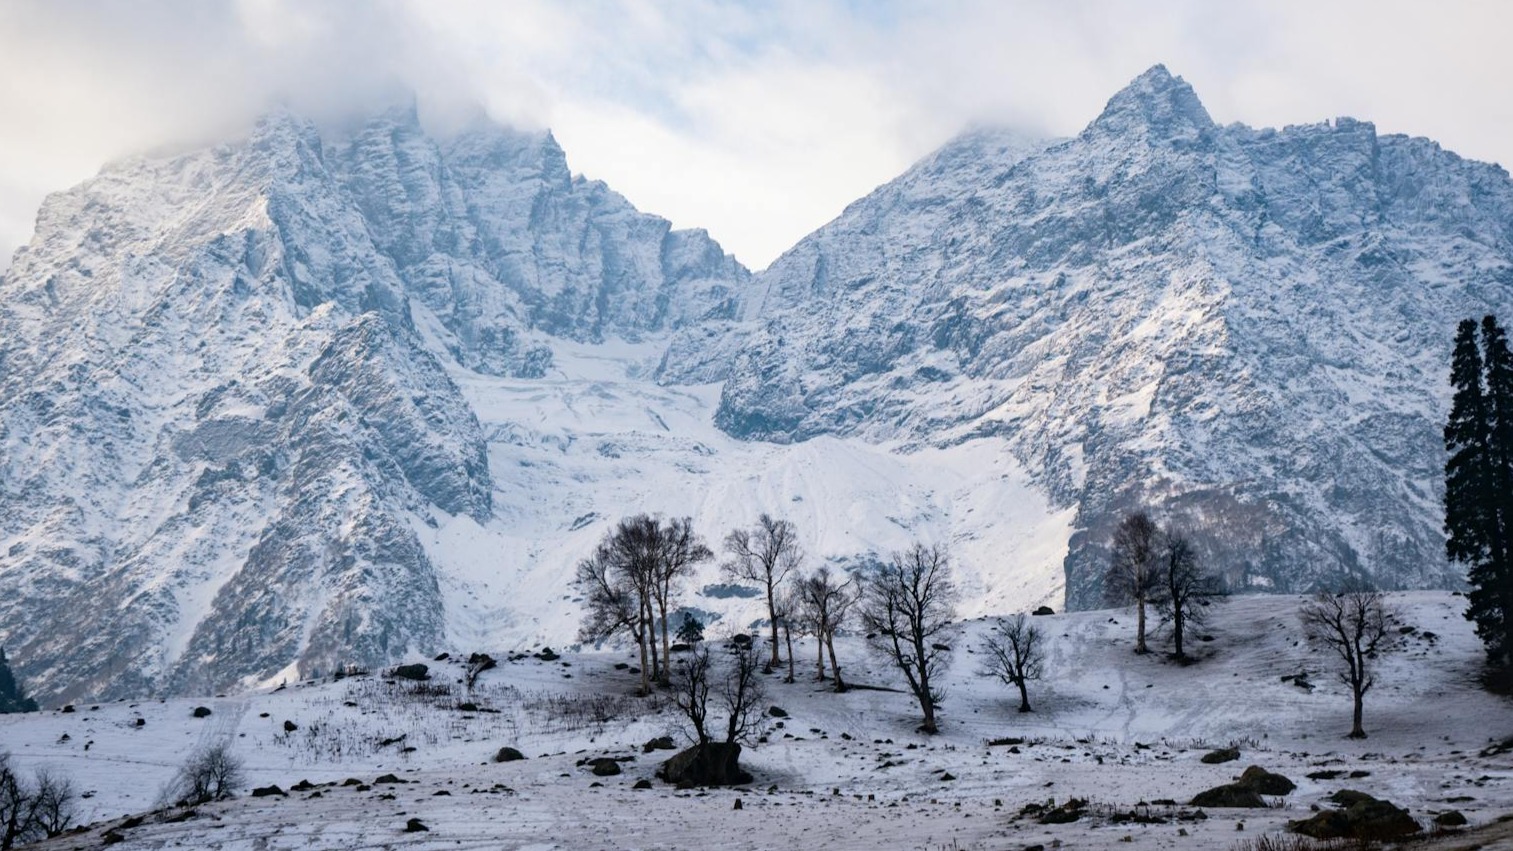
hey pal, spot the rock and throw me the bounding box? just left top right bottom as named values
left=283, top=720, right=298, bottom=732
left=1200, top=747, right=1240, bottom=764
left=374, top=774, right=406, bottom=784
left=1189, top=784, right=1268, bottom=809
left=1237, top=766, right=1295, bottom=795
left=642, top=736, right=676, bottom=753
left=1434, top=810, right=1467, bottom=827
left=733, top=798, right=743, bottom=810
left=658, top=743, right=752, bottom=787
left=1289, top=790, right=1420, bottom=840
left=1032, top=606, right=1055, bottom=616
left=768, top=706, right=789, bottom=718
left=391, top=663, right=429, bottom=681
left=1039, top=799, right=1087, bottom=824
left=633, top=779, right=653, bottom=790
left=589, top=758, right=622, bottom=777
left=291, top=779, right=316, bottom=791
left=192, top=706, right=212, bottom=718
left=458, top=702, right=479, bottom=712
left=404, top=818, right=428, bottom=832
left=494, top=746, right=527, bottom=763
left=251, top=785, right=286, bottom=798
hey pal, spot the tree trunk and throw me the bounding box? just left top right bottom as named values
left=816, top=634, right=827, bottom=680
left=645, top=599, right=662, bottom=684
left=826, top=632, right=845, bottom=692
left=783, top=622, right=796, bottom=683
left=1135, top=596, right=1148, bottom=654
left=1172, top=606, right=1185, bottom=660
left=636, top=622, right=651, bottom=696
left=1016, top=679, right=1032, bottom=713
left=1350, top=687, right=1367, bottom=739
left=766, top=589, right=781, bottom=670
left=658, top=595, right=672, bottom=684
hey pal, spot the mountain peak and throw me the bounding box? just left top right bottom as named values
left=1089, top=64, right=1214, bottom=141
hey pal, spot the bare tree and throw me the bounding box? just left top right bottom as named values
left=1105, top=511, right=1161, bottom=654
left=162, top=742, right=243, bottom=807
left=670, top=644, right=715, bottom=745
left=772, top=586, right=800, bottom=683
left=1153, top=532, right=1219, bottom=661
left=859, top=543, right=958, bottom=733
left=1300, top=589, right=1397, bottom=739
left=797, top=566, right=858, bottom=691
left=980, top=613, right=1047, bottom=713
left=720, top=641, right=768, bottom=746
left=724, top=515, right=803, bottom=670
left=652, top=518, right=712, bottom=683
left=0, top=755, right=75, bottom=849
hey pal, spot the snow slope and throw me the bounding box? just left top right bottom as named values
left=5, top=592, right=1510, bottom=850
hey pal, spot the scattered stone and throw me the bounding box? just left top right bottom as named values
left=769, top=706, right=789, bottom=718
left=374, top=774, right=406, bottom=785
left=283, top=720, right=298, bottom=733
left=589, top=758, right=622, bottom=777
left=1032, top=606, right=1054, bottom=616
left=633, top=779, right=653, bottom=790
left=494, top=746, right=527, bottom=763
left=404, top=818, right=428, bottom=833
left=1306, top=770, right=1343, bottom=780
left=391, top=663, right=429, bottom=681
left=1201, top=747, right=1240, bottom=764
left=1190, top=784, right=1267, bottom=809
left=291, top=780, right=316, bottom=792
left=458, top=702, right=479, bottom=712
left=1238, top=766, right=1296, bottom=795
left=251, top=785, right=286, bottom=798
left=642, top=736, right=676, bottom=753
left=191, top=706, right=212, bottom=718
left=733, top=798, right=743, bottom=810
left=1434, top=810, right=1467, bottom=828
left=1289, top=790, right=1420, bottom=840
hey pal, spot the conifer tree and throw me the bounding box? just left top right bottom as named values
left=1445, top=315, right=1513, bottom=668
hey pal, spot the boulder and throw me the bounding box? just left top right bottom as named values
left=404, top=818, right=428, bottom=832
left=1189, top=784, right=1267, bottom=809
left=493, top=746, right=527, bottom=763
left=1032, top=606, right=1055, bottom=616
left=283, top=720, right=298, bottom=732
left=391, top=663, right=429, bottom=681
left=192, top=706, right=212, bottom=718
left=1237, top=766, right=1295, bottom=795
left=589, top=758, right=622, bottom=777
left=1434, top=810, right=1467, bottom=828
left=642, top=736, right=676, bottom=754
left=251, top=785, right=286, bottom=798
left=658, top=743, right=752, bottom=787
left=768, top=706, right=789, bottom=718
left=1200, top=747, right=1240, bottom=764
left=1289, top=790, right=1420, bottom=841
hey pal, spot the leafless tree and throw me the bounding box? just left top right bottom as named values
left=652, top=518, right=713, bottom=683
left=1153, top=532, right=1219, bottom=661
left=0, top=755, right=75, bottom=849
left=162, top=742, right=243, bottom=807
left=670, top=644, right=715, bottom=745
left=797, top=566, right=858, bottom=691
left=980, top=613, right=1047, bottom=713
left=724, top=514, right=803, bottom=670
left=1105, top=511, right=1161, bottom=654
left=1300, top=589, right=1397, bottom=739
left=772, top=586, right=800, bottom=683
left=669, top=641, right=767, bottom=747
left=578, top=514, right=704, bottom=692
left=859, top=543, right=958, bottom=733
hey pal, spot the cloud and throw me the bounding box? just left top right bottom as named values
left=2, top=0, right=1511, bottom=273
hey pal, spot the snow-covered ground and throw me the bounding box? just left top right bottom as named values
left=5, top=591, right=1511, bottom=850
left=414, top=337, right=1073, bottom=657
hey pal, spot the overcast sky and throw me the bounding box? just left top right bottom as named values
left=2, top=0, right=1511, bottom=271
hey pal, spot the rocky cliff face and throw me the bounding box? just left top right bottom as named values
left=0, top=106, right=747, bottom=701
left=689, top=65, right=1513, bottom=607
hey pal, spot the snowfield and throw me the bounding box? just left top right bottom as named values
left=5, top=591, right=1511, bottom=850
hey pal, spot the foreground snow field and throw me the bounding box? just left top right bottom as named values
left=5, top=592, right=1511, bottom=850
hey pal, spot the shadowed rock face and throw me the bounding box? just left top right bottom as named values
left=0, top=105, right=748, bottom=702
left=675, top=64, right=1513, bottom=606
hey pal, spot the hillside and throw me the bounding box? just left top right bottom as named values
left=4, top=592, right=1512, bottom=850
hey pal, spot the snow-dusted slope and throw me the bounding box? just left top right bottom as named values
left=692, top=65, right=1513, bottom=608
left=5, top=593, right=1510, bottom=850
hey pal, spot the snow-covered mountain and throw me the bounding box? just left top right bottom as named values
left=0, top=105, right=750, bottom=702
left=687, top=64, right=1513, bottom=608
left=4, top=66, right=1512, bottom=702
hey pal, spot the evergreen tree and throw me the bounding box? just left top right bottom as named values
left=0, top=648, right=39, bottom=714
left=1445, top=316, right=1513, bottom=668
